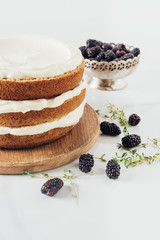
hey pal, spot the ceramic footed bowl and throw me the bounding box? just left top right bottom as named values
left=84, top=44, right=140, bottom=91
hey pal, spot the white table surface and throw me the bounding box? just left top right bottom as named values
left=0, top=0, right=160, bottom=239
left=0, top=65, right=160, bottom=240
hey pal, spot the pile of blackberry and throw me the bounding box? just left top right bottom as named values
left=79, top=39, right=140, bottom=62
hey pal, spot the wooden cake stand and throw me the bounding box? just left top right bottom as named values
left=0, top=104, right=100, bottom=174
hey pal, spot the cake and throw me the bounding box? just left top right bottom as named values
left=0, top=35, right=85, bottom=148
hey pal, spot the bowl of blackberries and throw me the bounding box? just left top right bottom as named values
left=79, top=39, right=140, bottom=91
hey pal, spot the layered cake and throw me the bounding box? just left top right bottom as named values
left=0, top=35, right=85, bottom=148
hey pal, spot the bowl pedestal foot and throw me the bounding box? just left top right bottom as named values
left=86, top=75, right=127, bottom=91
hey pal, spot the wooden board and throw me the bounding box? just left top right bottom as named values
left=0, top=104, right=100, bottom=174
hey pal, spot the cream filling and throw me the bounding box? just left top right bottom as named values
left=0, top=35, right=82, bottom=79
left=0, top=80, right=86, bottom=114
left=0, top=100, right=86, bottom=136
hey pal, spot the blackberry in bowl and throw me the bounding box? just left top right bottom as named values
left=79, top=39, right=140, bottom=91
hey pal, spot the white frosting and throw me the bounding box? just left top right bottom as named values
left=0, top=100, right=86, bottom=136
left=0, top=80, right=86, bottom=114
left=0, top=35, right=82, bottom=79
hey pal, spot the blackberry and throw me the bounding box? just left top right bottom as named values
left=122, top=134, right=141, bottom=148
left=41, top=178, right=64, bottom=196
left=96, top=52, right=105, bottom=61
left=79, top=153, right=94, bottom=173
left=117, top=43, right=126, bottom=50
left=116, top=44, right=131, bottom=54
left=100, top=121, right=121, bottom=136
left=116, top=50, right=125, bottom=58
left=96, top=40, right=103, bottom=48
left=102, top=43, right=112, bottom=51
left=79, top=46, right=88, bottom=58
left=124, top=48, right=130, bottom=53
left=104, top=50, right=116, bottom=62
left=106, top=160, right=121, bottom=179
left=131, top=48, right=140, bottom=57
left=121, top=53, right=134, bottom=61
left=86, top=39, right=98, bottom=48
left=128, top=114, right=141, bottom=126
left=113, top=46, right=119, bottom=53
left=87, top=46, right=101, bottom=58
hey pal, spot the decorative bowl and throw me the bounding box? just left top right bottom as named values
left=84, top=44, right=140, bottom=91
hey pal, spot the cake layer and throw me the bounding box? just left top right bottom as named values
left=0, top=125, right=75, bottom=149
left=0, top=89, right=86, bottom=127
left=0, top=59, right=84, bottom=100
left=0, top=100, right=85, bottom=136
left=0, top=80, right=86, bottom=114
left=0, top=35, right=82, bottom=79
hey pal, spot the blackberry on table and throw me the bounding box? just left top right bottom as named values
left=131, top=48, right=140, bottom=57
left=87, top=46, right=101, bottom=58
left=41, top=178, right=64, bottom=197
left=106, top=160, right=121, bottom=179
left=121, top=53, right=134, bottom=61
left=79, top=153, right=94, bottom=173
left=100, top=121, right=121, bottom=136
left=102, top=43, right=113, bottom=51
left=79, top=46, right=88, bottom=58
left=128, top=114, right=141, bottom=126
left=104, top=50, right=116, bottom=62
left=122, top=134, right=141, bottom=148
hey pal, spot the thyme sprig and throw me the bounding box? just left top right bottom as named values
left=148, top=138, right=160, bottom=151
left=111, top=151, right=160, bottom=168
left=93, top=151, right=160, bottom=168
left=108, top=104, right=129, bottom=134
left=96, top=104, right=129, bottom=134
left=23, top=169, right=93, bottom=205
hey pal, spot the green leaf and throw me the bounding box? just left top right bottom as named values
left=117, top=143, right=122, bottom=149
left=104, top=115, right=110, bottom=118
left=122, top=152, right=128, bottom=158
left=95, top=110, right=100, bottom=115
left=131, top=149, right=137, bottom=155
left=100, top=154, right=106, bottom=162
left=42, top=173, right=49, bottom=177
left=23, top=170, right=35, bottom=177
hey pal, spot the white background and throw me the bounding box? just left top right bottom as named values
left=0, top=0, right=160, bottom=240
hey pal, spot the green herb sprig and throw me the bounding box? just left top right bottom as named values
left=23, top=169, right=93, bottom=205
left=96, top=104, right=129, bottom=134
left=93, top=151, right=160, bottom=168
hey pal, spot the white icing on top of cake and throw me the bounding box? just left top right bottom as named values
left=0, top=35, right=82, bottom=79
left=0, top=100, right=86, bottom=136
left=0, top=80, right=86, bottom=114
